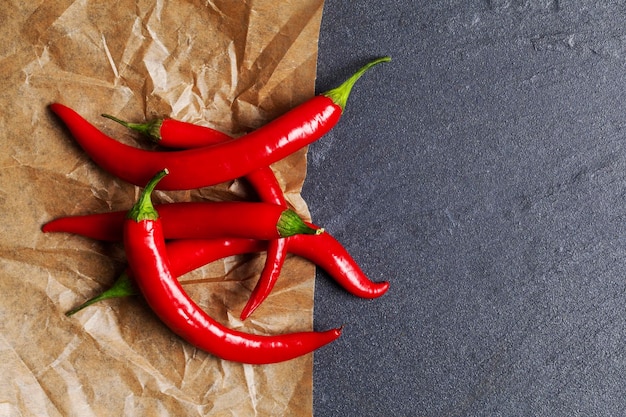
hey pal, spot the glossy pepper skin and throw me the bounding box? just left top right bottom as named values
left=67, top=229, right=389, bottom=316
left=242, top=170, right=290, bottom=319
left=100, top=114, right=233, bottom=148
left=124, top=170, right=341, bottom=364
left=49, top=98, right=341, bottom=190
left=42, top=201, right=317, bottom=242
left=66, top=238, right=266, bottom=316
left=49, top=57, right=390, bottom=191
left=101, top=112, right=292, bottom=321
left=289, top=225, right=389, bottom=298
left=96, top=56, right=391, bottom=317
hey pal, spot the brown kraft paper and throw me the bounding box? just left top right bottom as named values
left=0, top=1, right=327, bottom=415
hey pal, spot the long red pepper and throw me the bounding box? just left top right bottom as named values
left=290, top=225, right=389, bottom=298
left=66, top=231, right=389, bottom=316
left=242, top=170, right=290, bottom=317
left=100, top=114, right=233, bottom=148
left=66, top=238, right=265, bottom=316
left=100, top=112, right=291, bottom=320
left=49, top=57, right=390, bottom=191
left=124, top=169, right=341, bottom=364
left=241, top=225, right=390, bottom=316
left=42, top=201, right=318, bottom=242
left=239, top=170, right=290, bottom=319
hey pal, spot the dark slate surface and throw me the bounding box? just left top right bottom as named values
left=307, top=2, right=626, bottom=416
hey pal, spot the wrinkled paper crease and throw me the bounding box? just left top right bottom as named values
left=0, top=1, right=324, bottom=415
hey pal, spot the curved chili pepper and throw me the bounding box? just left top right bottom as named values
left=101, top=108, right=290, bottom=206
left=66, top=238, right=265, bottom=316
left=288, top=224, right=389, bottom=298
left=238, top=173, right=289, bottom=318
left=42, top=201, right=318, bottom=242
left=100, top=113, right=288, bottom=206
left=100, top=114, right=233, bottom=148
left=233, top=168, right=290, bottom=319
left=49, top=57, right=390, bottom=191
left=100, top=112, right=292, bottom=320
left=66, top=229, right=389, bottom=315
left=124, top=169, right=341, bottom=364
left=238, top=235, right=288, bottom=319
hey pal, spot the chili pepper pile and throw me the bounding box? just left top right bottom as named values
left=44, top=56, right=390, bottom=364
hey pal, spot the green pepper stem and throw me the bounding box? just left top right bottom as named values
left=65, top=271, right=137, bottom=316
left=277, top=209, right=323, bottom=237
left=322, top=56, right=391, bottom=111
left=127, top=169, right=169, bottom=222
left=101, top=114, right=163, bottom=142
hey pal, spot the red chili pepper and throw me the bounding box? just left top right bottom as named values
left=49, top=57, right=390, bottom=191
left=42, top=201, right=317, bottom=242
left=241, top=170, right=290, bottom=314
left=226, top=168, right=291, bottom=319
left=67, top=228, right=389, bottom=316
left=124, top=169, right=341, bottom=364
left=288, top=225, right=389, bottom=299
left=100, top=114, right=233, bottom=148
left=238, top=235, right=288, bottom=319
left=66, top=238, right=265, bottom=316
left=243, top=224, right=391, bottom=316
left=100, top=112, right=289, bottom=206
left=101, top=111, right=292, bottom=320
left=101, top=108, right=291, bottom=207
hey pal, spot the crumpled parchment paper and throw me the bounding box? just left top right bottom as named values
left=0, top=1, right=325, bottom=415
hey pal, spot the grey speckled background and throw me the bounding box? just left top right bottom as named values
left=307, top=2, right=626, bottom=416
